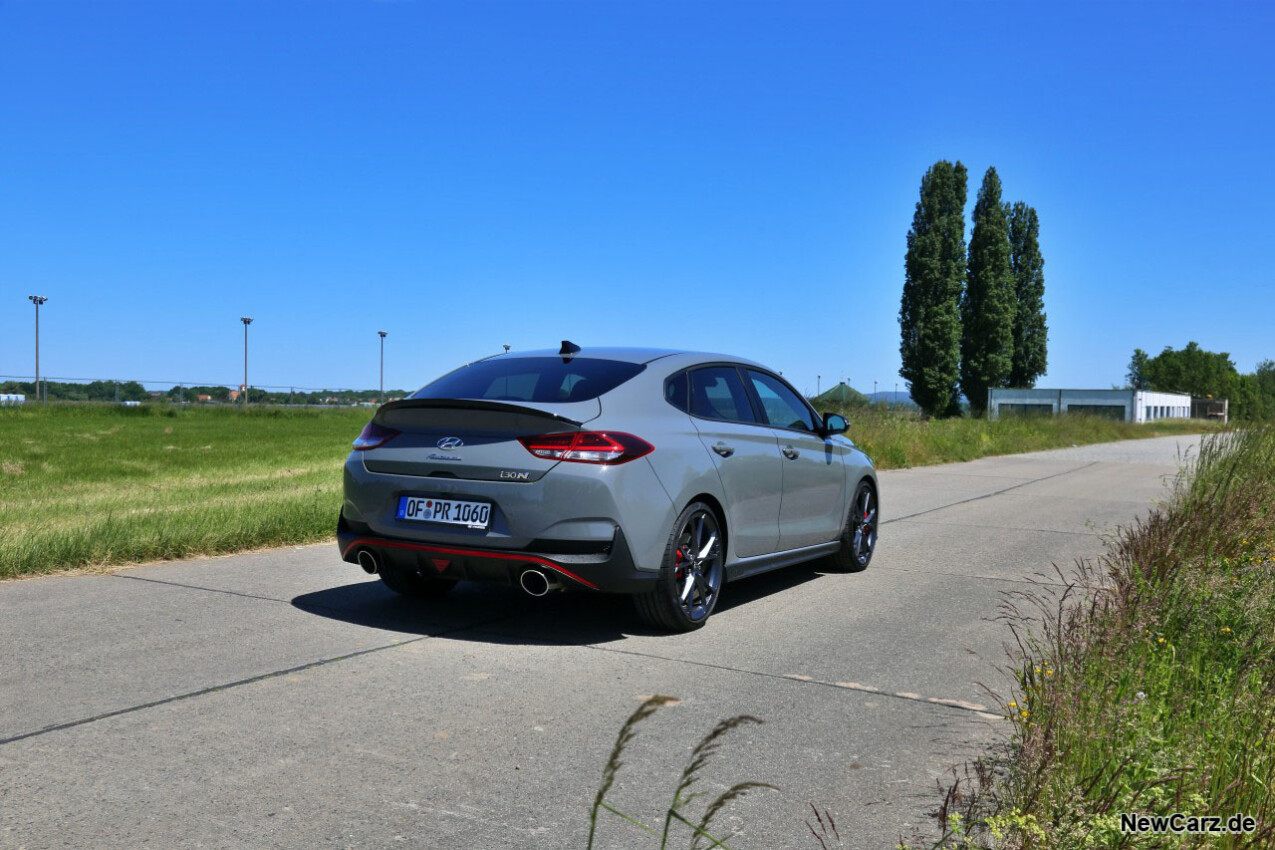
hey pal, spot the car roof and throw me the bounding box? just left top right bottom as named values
left=477, top=346, right=766, bottom=369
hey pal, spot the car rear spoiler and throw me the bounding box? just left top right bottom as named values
left=373, top=398, right=584, bottom=432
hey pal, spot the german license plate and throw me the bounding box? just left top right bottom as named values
left=397, top=496, right=491, bottom=529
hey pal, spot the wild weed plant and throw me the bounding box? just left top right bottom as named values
left=803, top=804, right=843, bottom=849
left=925, top=427, right=1275, bottom=847
left=588, top=695, right=776, bottom=849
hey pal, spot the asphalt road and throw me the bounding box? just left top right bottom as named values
left=0, top=435, right=1199, bottom=849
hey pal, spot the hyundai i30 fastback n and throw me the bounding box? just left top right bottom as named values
left=338, top=342, right=878, bottom=632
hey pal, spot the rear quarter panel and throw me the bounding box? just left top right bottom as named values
left=594, top=361, right=733, bottom=569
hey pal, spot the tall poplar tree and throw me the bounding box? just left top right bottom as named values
left=1127, top=348, right=1150, bottom=390
left=960, top=167, right=1014, bottom=415
left=1008, top=201, right=1048, bottom=387
left=899, top=160, right=967, bottom=418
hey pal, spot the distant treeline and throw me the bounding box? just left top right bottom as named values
left=0, top=380, right=409, bottom=406
left=1127, top=343, right=1275, bottom=421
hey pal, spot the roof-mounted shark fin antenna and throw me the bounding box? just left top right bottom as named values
left=559, top=340, right=581, bottom=361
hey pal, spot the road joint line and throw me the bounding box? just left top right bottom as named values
left=882, top=461, right=1100, bottom=525
left=0, top=604, right=553, bottom=747
left=0, top=638, right=427, bottom=747
left=870, top=566, right=1072, bottom=587
left=887, top=519, right=1103, bottom=538
left=505, top=642, right=1007, bottom=720
left=113, top=572, right=293, bottom=604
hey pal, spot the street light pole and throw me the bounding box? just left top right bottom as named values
left=378, top=331, right=387, bottom=404
left=241, top=317, right=253, bottom=407
left=28, top=296, right=48, bottom=403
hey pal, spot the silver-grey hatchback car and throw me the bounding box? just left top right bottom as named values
left=338, top=342, right=878, bottom=631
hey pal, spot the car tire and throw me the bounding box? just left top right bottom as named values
left=826, top=479, right=877, bottom=573
left=634, top=501, right=725, bottom=632
left=378, top=563, right=457, bottom=598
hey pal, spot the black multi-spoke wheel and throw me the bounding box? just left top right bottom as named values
left=827, top=480, right=877, bottom=573
left=635, top=502, right=725, bottom=631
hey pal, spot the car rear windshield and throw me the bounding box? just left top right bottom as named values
left=412, top=357, right=646, bottom=404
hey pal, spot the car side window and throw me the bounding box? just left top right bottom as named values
left=746, top=370, right=817, bottom=432
left=689, top=367, right=756, bottom=424
left=665, top=372, right=689, bottom=412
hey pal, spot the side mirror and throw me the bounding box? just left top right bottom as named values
left=823, top=413, right=848, bottom=434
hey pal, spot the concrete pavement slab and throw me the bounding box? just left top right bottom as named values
left=0, top=434, right=1200, bottom=848
left=913, top=491, right=1156, bottom=536
left=0, top=628, right=996, bottom=849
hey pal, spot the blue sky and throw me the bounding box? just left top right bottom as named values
left=2, top=0, right=1272, bottom=396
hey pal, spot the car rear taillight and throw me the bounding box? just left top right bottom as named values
left=352, top=421, right=400, bottom=450
left=518, top=431, right=654, bottom=465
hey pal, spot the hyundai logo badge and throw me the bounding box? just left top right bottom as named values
left=437, top=436, right=464, bottom=450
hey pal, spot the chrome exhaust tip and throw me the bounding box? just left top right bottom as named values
left=357, top=550, right=379, bottom=575
left=519, top=568, right=560, bottom=597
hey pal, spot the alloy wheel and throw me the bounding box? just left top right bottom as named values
left=851, top=485, right=877, bottom=567
left=672, top=508, right=723, bottom=622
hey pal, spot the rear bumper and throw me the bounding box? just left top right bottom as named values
left=337, top=512, right=656, bottom=594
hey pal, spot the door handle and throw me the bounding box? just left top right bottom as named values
left=781, top=445, right=799, bottom=459
left=712, top=442, right=735, bottom=457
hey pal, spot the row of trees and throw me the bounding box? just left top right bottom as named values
left=899, top=161, right=1047, bottom=417
left=0, top=379, right=150, bottom=403
left=0, top=380, right=406, bottom=406
left=159, top=385, right=407, bottom=405
left=1127, top=343, right=1275, bottom=420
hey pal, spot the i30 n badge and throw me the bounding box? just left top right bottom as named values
left=338, top=341, right=879, bottom=632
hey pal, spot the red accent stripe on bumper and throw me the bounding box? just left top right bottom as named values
left=341, top=537, right=601, bottom=590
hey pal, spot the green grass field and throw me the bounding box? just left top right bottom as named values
left=0, top=402, right=1217, bottom=578
left=0, top=404, right=370, bottom=577
left=821, top=402, right=1218, bottom=469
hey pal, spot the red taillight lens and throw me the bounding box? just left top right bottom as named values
left=352, top=421, right=400, bottom=450
left=518, top=431, right=654, bottom=465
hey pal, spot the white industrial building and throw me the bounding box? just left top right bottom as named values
left=987, top=388, right=1193, bottom=423
left=0, top=393, right=26, bottom=406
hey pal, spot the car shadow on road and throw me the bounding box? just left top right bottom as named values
left=292, top=560, right=832, bottom=646
left=291, top=580, right=637, bottom=644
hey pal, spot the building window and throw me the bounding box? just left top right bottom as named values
left=998, top=403, right=1055, bottom=417
left=1066, top=404, right=1127, bottom=420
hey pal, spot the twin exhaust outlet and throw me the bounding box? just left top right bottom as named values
left=357, top=548, right=562, bottom=597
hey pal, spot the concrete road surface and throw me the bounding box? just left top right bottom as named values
left=0, top=436, right=1199, bottom=849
